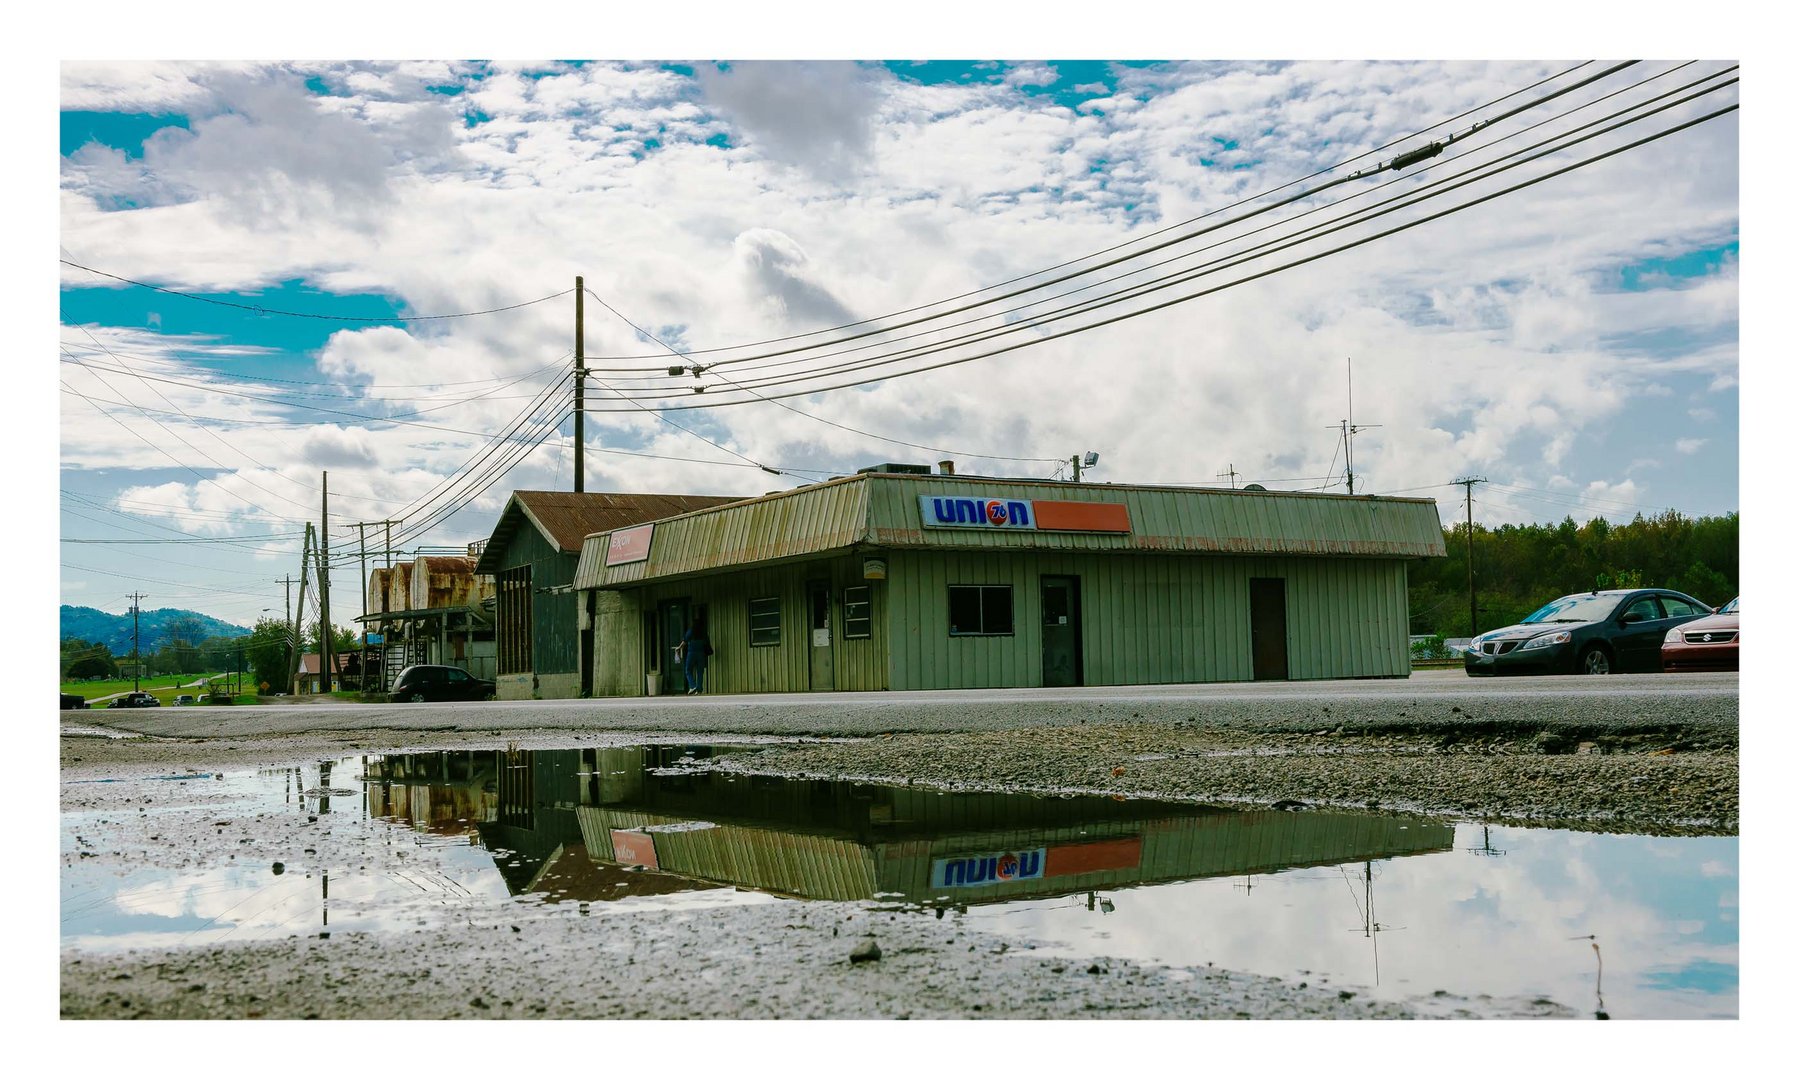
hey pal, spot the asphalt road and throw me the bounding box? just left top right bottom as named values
left=84, top=669, right=1739, bottom=742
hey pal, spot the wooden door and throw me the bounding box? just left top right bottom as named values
left=1250, top=578, right=1289, bottom=681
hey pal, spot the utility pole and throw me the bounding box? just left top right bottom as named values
left=291, top=524, right=314, bottom=695
left=574, top=275, right=586, bottom=494
left=320, top=471, right=332, bottom=695
left=128, top=592, right=147, bottom=690
left=1454, top=477, right=1486, bottom=636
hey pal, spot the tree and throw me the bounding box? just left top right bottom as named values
left=305, top=620, right=357, bottom=655
left=244, top=618, right=296, bottom=693
left=61, top=637, right=117, bottom=680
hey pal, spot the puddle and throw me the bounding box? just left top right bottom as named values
left=61, top=745, right=1736, bottom=1019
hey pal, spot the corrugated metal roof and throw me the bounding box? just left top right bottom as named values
left=577, top=473, right=1444, bottom=589
left=575, top=476, right=870, bottom=590
left=474, top=490, right=742, bottom=575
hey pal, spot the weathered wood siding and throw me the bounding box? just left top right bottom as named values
left=492, top=525, right=579, bottom=680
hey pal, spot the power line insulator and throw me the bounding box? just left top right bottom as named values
left=1390, top=141, right=1445, bottom=170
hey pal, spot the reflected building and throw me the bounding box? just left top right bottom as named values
left=362, top=748, right=1455, bottom=907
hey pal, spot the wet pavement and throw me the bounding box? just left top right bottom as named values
left=60, top=744, right=1737, bottom=1019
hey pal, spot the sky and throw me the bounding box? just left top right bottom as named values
left=28, top=3, right=1775, bottom=1064
left=46, top=29, right=1745, bottom=640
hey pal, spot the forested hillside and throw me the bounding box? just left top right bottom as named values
left=60, top=606, right=249, bottom=655
left=1410, top=511, right=1738, bottom=637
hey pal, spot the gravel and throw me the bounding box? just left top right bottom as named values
left=58, top=672, right=1737, bottom=1019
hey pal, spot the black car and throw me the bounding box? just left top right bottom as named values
left=107, top=691, right=162, bottom=708
left=60, top=693, right=88, bottom=710
left=390, top=664, right=495, bottom=703
left=1463, top=588, right=1712, bottom=676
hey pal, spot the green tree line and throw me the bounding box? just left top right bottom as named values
left=1411, top=510, right=1738, bottom=638
left=63, top=619, right=359, bottom=689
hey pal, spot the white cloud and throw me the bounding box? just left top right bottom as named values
left=1675, top=438, right=1708, bottom=455
left=57, top=59, right=1740, bottom=623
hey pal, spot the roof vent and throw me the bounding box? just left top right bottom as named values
left=855, top=463, right=933, bottom=476
left=1243, top=483, right=1267, bottom=491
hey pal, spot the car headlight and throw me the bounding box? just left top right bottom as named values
left=1464, top=638, right=1483, bottom=653
left=1519, top=631, right=1571, bottom=650
left=1663, top=627, right=1684, bottom=644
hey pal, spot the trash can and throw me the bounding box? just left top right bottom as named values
left=645, top=673, right=659, bottom=696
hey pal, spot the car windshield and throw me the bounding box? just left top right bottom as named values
left=1520, top=593, right=1624, bottom=624
left=1719, top=597, right=1739, bottom=614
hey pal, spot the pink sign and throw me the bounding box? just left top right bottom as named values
left=606, top=523, right=654, bottom=565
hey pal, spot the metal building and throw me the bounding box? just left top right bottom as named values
left=473, top=491, right=741, bottom=699
left=573, top=469, right=1446, bottom=695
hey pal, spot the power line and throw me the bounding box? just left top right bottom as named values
left=564, top=74, right=1737, bottom=412
left=582, top=60, right=1612, bottom=366
left=60, top=260, right=574, bottom=322
left=583, top=287, right=1065, bottom=466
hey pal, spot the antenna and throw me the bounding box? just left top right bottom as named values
left=1327, top=357, right=1381, bottom=494
left=1216, top=464, right=1241, bottom=489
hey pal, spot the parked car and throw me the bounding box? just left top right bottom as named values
left=107, top=691, right=162, bottom=708
left=390, top=665, right=495, bottom=703
left=1662, top=596, right=1739, bottom=672
left=1463, top=588, right=1712, bottom=676
left=60, top=693, right=88, bottom=710
left=172, top=694, right=197, bottom=706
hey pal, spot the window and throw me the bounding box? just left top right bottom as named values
left=949, top=585, right=1013, bottom=636
left=1622, top=596, right=1663, bottom=622
left=749, top=597, right=781, bottom=647
left=447, top=668, right=468, bottom=683
left=1660, top=595, right=1704, bottom=618
left=843, top=586, right=872, bottom=639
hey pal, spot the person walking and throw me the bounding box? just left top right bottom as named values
left=680, top=613, right=713, bottom=694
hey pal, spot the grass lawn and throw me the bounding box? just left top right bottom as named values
left=60, top=673, right=232, bottom=704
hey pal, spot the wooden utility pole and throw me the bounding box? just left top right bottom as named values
left=127, top=592, right=147, bottom=690
left=574, top=275, right=585, bottom=493
left=320, top=471, right=332, bottom=695
left=1454, top=477, right=1486, bottom=636
left=290, top=524, right=314, bottom=694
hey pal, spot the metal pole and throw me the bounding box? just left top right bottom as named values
left=574, top=275, right=585, bottom=494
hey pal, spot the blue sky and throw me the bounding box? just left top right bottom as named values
left=53, top=56, right=1741, bottom=628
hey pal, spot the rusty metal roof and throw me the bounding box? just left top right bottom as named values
left=577, top=473, right=1445, bottom=589
left=474, top=490, right=741, bottom=575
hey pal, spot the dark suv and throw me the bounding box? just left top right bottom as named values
left=390, top=665, right=495, bottom=703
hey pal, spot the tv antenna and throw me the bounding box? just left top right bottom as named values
left=1327, top=357, right=1380, bottom=495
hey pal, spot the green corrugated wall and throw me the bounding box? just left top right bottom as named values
left=611, top=556, right=891, bottom=694
left=884, top=550, right=1412, bottom=688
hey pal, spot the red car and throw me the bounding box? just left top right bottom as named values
left=1662, top=597, right=1738, bottom=672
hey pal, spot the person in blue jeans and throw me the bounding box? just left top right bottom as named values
left=681, top=614, right=713, bottom=694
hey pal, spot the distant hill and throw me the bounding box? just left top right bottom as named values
left=61, top=605, right=251, bottom=654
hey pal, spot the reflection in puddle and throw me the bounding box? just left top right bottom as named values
left=61, top=745, right=1737, bottom=1019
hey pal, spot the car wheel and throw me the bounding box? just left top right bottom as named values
left=1578, top=646, right=1612, bottom=675
left=408, top=691, right=426, bottom=703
